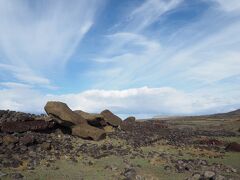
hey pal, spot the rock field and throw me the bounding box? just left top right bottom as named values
left=0, top=102, right=240, bottom=180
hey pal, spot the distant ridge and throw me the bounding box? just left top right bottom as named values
left=209, top=109, right=240, bottom=117
left=153, top=109, right=240, bottom=119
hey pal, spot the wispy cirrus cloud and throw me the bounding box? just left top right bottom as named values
left=0, top=63, right=55, bottom=89
left=0, top=0, right=101, bottom=88
left=90, top=0, right=240, bottom=89
left=0, top=0, right=239, bottom=116
left=118, top=0, right=182, bottom=32
left=84, top=0, right=240, bottom=116
left=213, top=0, right=240, bottom=12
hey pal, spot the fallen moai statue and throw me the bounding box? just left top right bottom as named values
left=0, top=101, right=124, bottom=141
left=44, top=101, right=87, bottom=126
left=44, top=101, right=109, bottom=141
left=74, top=110, right=107, bottom=127
left=100, top=109, right=122, bottom=127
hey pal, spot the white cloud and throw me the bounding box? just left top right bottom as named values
left=0, top=63, right=54, bottom=88
left=126, top=0, right=183, bottom=31
left=0, top=86, right=239, bottom=118
left=0, top=82, right=32, bottom=89
left=91, top=1, right=240, bottom=88
left=187, top=52, right=240, bottom=83
left=213, top=0, right=240, bottom=12
left=0, top=0, right=239, bottom=116
left=0, top=85, right=44, bottom=111
left=90, top=33, right=163, bottom=88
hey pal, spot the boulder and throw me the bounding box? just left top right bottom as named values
left=44, top=101, right=87, bottom=126
left=123, top=168, right=137, bottom=179
left=19, top=135, right=35, bottom=146
left=71, top=124, right=106, bottom=141
left=1, top=120, right=55, bottom=133
left=104, top=125, right=115, bottom=133
left=124, top=116, right=136, bottom=123
left=100, top=109, right=122, bottom=127
left=225, top=142, right=240, bottom=152
left=74, top=110, right=103, bottom=121
left=3, top=135, right=18, bottom=144
left=74, top=110, right=106, bottom=127
left=41, top=142, right=51, bottom=150
left=189, top=173, right=201, bottom=180
left=204, top=171, right=215, bottom=179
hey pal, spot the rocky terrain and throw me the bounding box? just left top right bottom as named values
left=0, top=102, right=240, bottom=180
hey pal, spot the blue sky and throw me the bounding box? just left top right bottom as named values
left=0, top=0, right=240, bottom=118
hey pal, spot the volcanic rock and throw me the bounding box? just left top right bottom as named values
left=215, top=174, right=226, bottom=180
left=44, top=101, right=87, bottom=126
left=71, top=124, right=106, bottom=141
left=0, top=110, right=35, bottom=123
left=3, top=135, right=18, bottom=144
left=124, top=116, right=136, bottom=123
left=10, top=173, right=24, bottom=179
left=100, top=109, right=122, bottom=127
left=123, top=168, right=137, bottom=179
left=103, top=125, right=115, bottom=133
left=189, top=173, right=201, bottom=180
left=19, top=135, right=35, bottom=146
left=0, top=171, right=7, bottom=178
left=197, top=138, right=223, bottom=146
left=41, top=142, right=51, bottom=150
left=204, top=171, right=215, bottom=179
left=1, top=120, right=55, bottom=133
left=74, top=110, right=106, bottom=127
left=225, top=142, right=240, bottom=152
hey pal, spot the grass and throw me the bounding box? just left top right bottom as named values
left=1, top=117, right=240, bottom=180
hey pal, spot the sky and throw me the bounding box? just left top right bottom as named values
left=0, top=0, right=240, bottom=118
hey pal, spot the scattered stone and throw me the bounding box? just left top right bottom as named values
left=198, top=138, right=223, bottom=146
left=27, top=165, right=35, bottom=170
left=231, top=167, right=237, bottom=173
left=3, top=135, right=18, bottom=144
left=1, top=120, right=55, bottom=133
left=52, top=166, right=60, bottom=170
left=10, top=173, right=24, bottom=179
left=164, top=165, right=172, bottom=171
left=100, top=109, right=122, bottom=127
left=123, top=168, right=137, bottom=179
left=105, top=165, right=118, bottom=171
left=41, top=142, right=51, bottom=150
left=104, top=125, right=115, bottom=133
left=124, top=116, right=136, bottom=123
left=20, top=134, right=35, bottom=145
left=204, top=171, right=215, bottom=179
left=215, top=174, right=226, bottom=180
left=29, top=150, right=37, bottom=158
left=20, top=145, right=28, bottom=152
left=0, top=171, right=7, bottom=178
left=0, top=110, right=35, bottom=123
left=188, top=173, right=201, bottom=180
left=225, top=142, right=240, bottom=152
